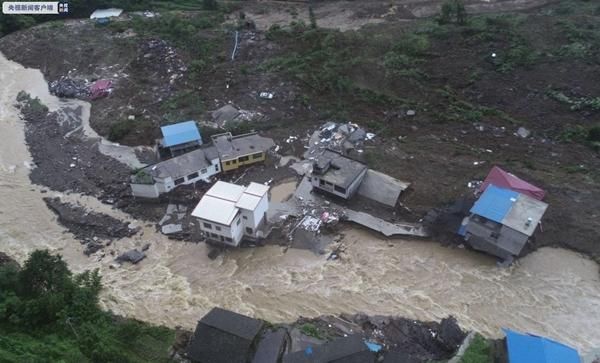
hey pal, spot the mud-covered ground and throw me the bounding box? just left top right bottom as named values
left=1, top=0, right=599, bottom=265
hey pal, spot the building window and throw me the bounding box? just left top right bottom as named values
left=211, top=233, right=218, bottom=238
left=243, top=216, right=248, bottom=220
left=490, top=232, right=500, bottom=239
left=225, top=237, right=232, bottom=243
left=252, top=152, right=263, bottom=159
left=225, top=161, right=231, bottom=166
left=246, top=227, right=253, bottom=234
left=319, top=179, right=325, bottom=186
left=215, top=163, right=219, bottom=171
left=236, top=218, right=241, bottom=225
left=239, top=155, right=249, bottom=162
left=334, top=185, right=346, bottom=194
left=215, top=226, right=221, bottom=231
left=203, top=222, right=212, bottom=229
left=174, top=177, right=185, bottom=185
left=188, top=172, right=199, bottom=179
left=220, top=235, right=224, bottom=242
left=200, top=168, right=207, bottom=174
left=232, top=159, right=237, bottom=164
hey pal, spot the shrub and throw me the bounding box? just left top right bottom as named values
left=202, top=0, right=218, bottom=11
left=587, top=125, right=600, bottom=142
left=108, top=120, right=135, bottom=141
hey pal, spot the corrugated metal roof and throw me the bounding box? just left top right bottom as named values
left=90, top=8, right=123, bottom=19
left=149, top=148, right=210, bottom=179
left=504, top=329, right=581, bottom=363
left=470, top=185, right=519, bottom=223
left=160, top=121, right=201, bottom=147
left=245, top=182, right=269, bottom=197
left=191, top=196, right=238, bottom=225
left=206, top=181, right=246, bottom=203
left=236, top=193, right=261, bottom=211
left=480, top=166, right=546, bottom=200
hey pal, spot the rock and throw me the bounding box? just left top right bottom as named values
left=142, top=243, right=151, bottom=251
left=406, top=110, right=416, bottom=116
left=516, top=127, right=531, bottom=138
left=128, top=115, right=135, bottom=120
left=84, top=241, right=103, bottom=256
left=115, top=249, right=146, bottom=264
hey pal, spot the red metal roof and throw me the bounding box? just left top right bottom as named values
left=479, top=166, right=545, bottom=200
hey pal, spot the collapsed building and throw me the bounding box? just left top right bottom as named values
left=310, top=150, right=368, bottom=200
left=191, top=181, right=270, bottom=246
left=459, top=167, right=548, bottom=262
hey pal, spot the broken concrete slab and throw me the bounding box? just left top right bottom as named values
left=162, top=223, right=183, bottom=234
left=358, top=169, right=410, bottom=207
left=344, top=210, right=429, bottom=237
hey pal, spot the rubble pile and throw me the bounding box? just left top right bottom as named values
left=49, top=77, right=90, bottom=98
left=140, top=38, right=187, bottom=84
left=43, top=197, right=138, bottom=255
left=305, top=121, right=375, bottom=158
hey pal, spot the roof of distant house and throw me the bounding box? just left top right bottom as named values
left=471, top=185, right=548, bottom=236
left=283, top=334, right=375, bottom=363
left=160, top=121, right=202, bottom=148
left=480, top=166, right=545, bottom=200
left=211, top=132, right=275, bottom=160
left=90, top=8, right=123, bottom=19
left=147, top=148, right=211, bottom=180
left=187, top=307, right=264, bottom=363
left=504, top=329, right=581, bottom=363
left=312, top=150, right=367, bottom=189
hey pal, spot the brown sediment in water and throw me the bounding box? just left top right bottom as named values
left=1, top=52, right=600, bottom=354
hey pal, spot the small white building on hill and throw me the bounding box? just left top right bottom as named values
left=192, top=181, right=270, bottom=246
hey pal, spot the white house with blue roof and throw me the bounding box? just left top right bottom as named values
left=159, top=120, right=203, bottom=157
left=459, top=184, right=548, bottom=261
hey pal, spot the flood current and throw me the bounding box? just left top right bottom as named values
left=1, top=52, right=599, bottom=353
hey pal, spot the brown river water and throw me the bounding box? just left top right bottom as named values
left=1, top=52, right=599, bottom=353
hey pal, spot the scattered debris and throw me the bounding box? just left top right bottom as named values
left=259, top=91, right=274, bottom=99
left=116, top=249, right=146, bottom=264
left=406, top=110, right=416, bottom=116
left=516, top=126, right=531, bottom=138
left=162, top=224, right=183, bottom=234
left=49, top=77, right=89, bottom=98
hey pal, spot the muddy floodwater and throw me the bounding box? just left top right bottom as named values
left=1, top=52, right=600, bottom=353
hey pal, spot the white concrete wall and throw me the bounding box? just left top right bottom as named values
left=131, top=183, right=160, bottom=198
left=198, top=213, right=244, bottom=246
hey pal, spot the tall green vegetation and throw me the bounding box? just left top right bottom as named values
left=438, top=0, right=468, bottom=25
left=0, top=250, right=175, bottom=362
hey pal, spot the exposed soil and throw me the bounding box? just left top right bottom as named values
left=1, top=0, right=599, bottom=265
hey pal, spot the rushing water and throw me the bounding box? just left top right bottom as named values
left=1, top=52, right=599, bottom=353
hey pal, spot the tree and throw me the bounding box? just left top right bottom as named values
left=309, top=5, right=317, bottom=29
left=437, top=0, right=468, bottom=25
left=202, top=0, right=218, bottom=10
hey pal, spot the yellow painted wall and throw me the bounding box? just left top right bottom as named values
left=221, top=152, right=265, bottom=172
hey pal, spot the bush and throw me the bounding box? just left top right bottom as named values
left=108, top=120, right=135, bottom=141
left=202, top=0, right=218, bottom=10
left=587, top=125, right=600, bottom=142
left=459, top=334, right=491, bottom=363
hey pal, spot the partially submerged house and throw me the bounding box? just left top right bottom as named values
left=211, top=132, right=275, bottom=172
left=460, top=184, right=548, bottom=261
left=130, top=147, right=220, bottom=198
left=283, top=334, right=376, bottom=363
left=187, top=307, right=264, bottom=363
left=310, top=150, right=368, bottom=200
left=159, top=121, right=203, bottom=157
left=191, top=181, right=270, bottom=246
left=503, top=329, right=581, bottom=363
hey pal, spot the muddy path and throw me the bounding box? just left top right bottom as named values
left=1, top=51, right=600, bottom=353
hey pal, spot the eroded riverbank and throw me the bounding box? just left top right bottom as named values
left=1, top=51, right=599, bottom=354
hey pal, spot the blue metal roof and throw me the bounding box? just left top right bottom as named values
left=504, top=329, right=581, bottom=363
left=470, top=184, right=519, bottom=223
left=160, top=121, right=201, bottom=147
